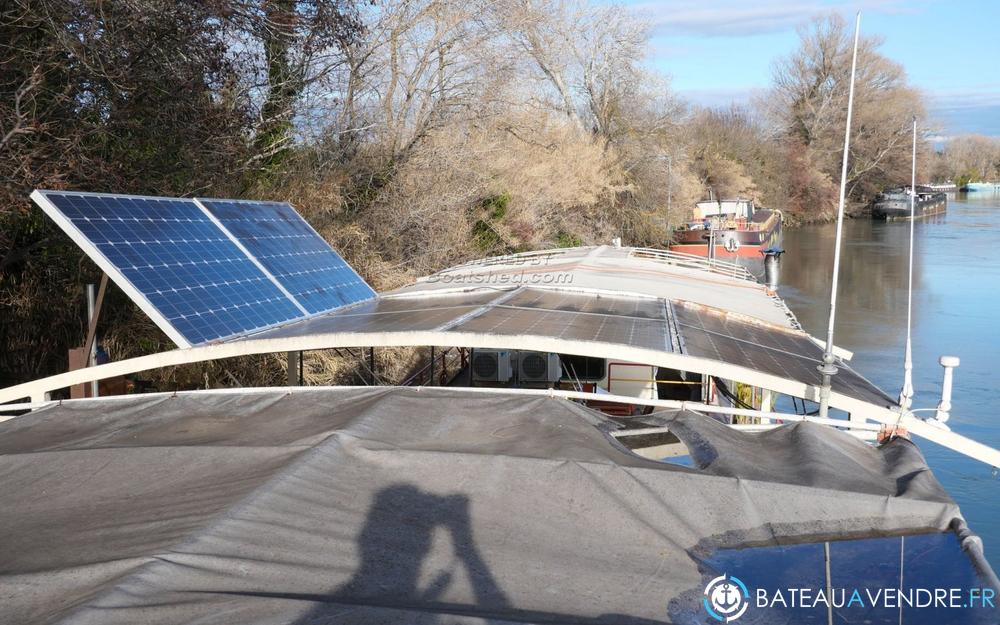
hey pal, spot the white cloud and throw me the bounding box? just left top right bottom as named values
left=677, top=87, right=762, bottom=108
left=927, top=86, right=1000, bottom=111
left=634, top=0, right=912, bottom=37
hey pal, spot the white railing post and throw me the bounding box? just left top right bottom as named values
left=934, top=355, right=960, bottom=425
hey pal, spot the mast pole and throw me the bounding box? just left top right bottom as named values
left=899, top=117, right=917, bottom=410
left=818, top=12, right=862, bottom=419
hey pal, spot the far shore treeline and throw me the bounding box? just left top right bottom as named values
left=2, top=1, right=998, bottom=389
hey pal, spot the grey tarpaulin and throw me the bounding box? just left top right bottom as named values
left=0, top=387, right=982, bottom=624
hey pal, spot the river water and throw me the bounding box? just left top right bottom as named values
left=778, top=192, right=1000, bottom=565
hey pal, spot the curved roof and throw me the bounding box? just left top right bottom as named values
left=236, top=246, right=887, bottom=407
left=6, top=245, right=1000, bottom=468
left=388, top=246, right=800, bottom=328
left=0, top=387, right=977, bottom=625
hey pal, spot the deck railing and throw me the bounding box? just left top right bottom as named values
left=630, top=247, right=758, bottom=282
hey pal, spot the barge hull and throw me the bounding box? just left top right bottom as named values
left=872, top=199, right=947, bottom=220
left=669, top=213, right=781, bottom=259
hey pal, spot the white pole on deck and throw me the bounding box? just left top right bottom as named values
left=899, top=117, right=917, bottom=410
left=818, top=11, right=862, bottom=420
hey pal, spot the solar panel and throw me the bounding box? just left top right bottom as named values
left=451, top=302, right=673, bottom=351
left=672, top=302, right=893, bottom=406
left=32, top=191, right=307, bottom=347
left=31, top=191, right=373, bottom=348
left=197, top=199, right=375, bottom=314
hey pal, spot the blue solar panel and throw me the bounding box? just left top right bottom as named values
left=34, top=192, right=304, bottom=346
left=198, top=199, right=375, bottom=314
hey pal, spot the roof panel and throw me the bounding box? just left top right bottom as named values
left=249, top=286, right=890, bottom=407
left=391, top=245, right=798, bottom=328
left=450, top=306, right=673, bottom=352
left=503, top=287, right=664, bottom=319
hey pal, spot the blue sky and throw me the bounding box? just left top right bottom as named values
left=617, top=1, right=1000, bottom=137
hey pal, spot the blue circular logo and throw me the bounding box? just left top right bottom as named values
left=703, top=574, right=749, bottom=622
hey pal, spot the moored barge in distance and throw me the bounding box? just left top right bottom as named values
left=872, top=186, right=947, bottom=220
left=669, top=198, right=781, bottom=259
left=960, top=181, right=1000, bottom=192
left=2, top=190, right=999, bottom=625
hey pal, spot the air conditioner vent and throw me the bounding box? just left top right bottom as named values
left=520, top=353, right=548, bottom=378
left=516, top=351, right=561, bottom=383
left=471, top=350, right=513, bottom=383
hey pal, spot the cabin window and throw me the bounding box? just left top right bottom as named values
left=559, top=355, right=606, bottom=381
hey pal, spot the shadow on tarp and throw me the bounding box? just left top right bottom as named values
left=668, top=530, right=999, bottom=625
left=225, top=483, right=665, bottom=625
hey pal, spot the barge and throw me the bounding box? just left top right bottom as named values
left=872, top=185, right=947, bottom=220
left=669, top=198, right=781, bottom=259
left=960, top=181, right=1000, bottom=192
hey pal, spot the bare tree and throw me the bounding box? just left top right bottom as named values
left=768, top=14, right=927, bottom=210
left=935, top=135, right=1000, bottom=183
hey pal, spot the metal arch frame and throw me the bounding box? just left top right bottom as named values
left=0, top=331, right=850, bottom=404
left=2, top=330, right=998, bottom=467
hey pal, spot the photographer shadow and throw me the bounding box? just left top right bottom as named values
left=293, top=483, right=667, bottom=624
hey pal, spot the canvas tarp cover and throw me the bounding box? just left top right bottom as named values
left=0, top=387, right=972, bottom=624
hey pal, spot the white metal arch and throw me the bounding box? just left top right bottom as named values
left=1, top=330, right=998, bottom=467
left=4, top=330, right=835, bottom=405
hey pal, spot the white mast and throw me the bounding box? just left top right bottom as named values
left=899, top=117, right=917, bottom=410
left=818, top=12, right=862, bottom=419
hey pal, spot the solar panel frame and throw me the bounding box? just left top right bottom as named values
left=30, top=190, right=312, bottom=347
left=196, top=198, right=376, bottom=315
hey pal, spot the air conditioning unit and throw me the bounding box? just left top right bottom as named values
left=471, top=349, right=513, bottom=383
left=517, top=351, right=561, bottom=384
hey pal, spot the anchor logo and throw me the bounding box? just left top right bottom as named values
left=703, top=574, right=749, bottom=622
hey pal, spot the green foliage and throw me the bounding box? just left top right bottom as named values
left=472, top=220, right=506, bottom=252
left=467, top=193, right=515, bottom=252
left=481, top=193, right=510, bottom=221
left=956, top=170, right=980, bottom=187
left=556, top=231, right=582, bottom=248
